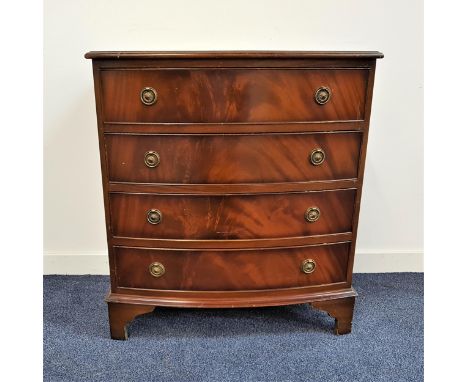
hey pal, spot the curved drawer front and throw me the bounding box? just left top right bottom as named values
left=114, top=243, right=350, bottom=291
left=109, top=190, right=355, bottom=240
left=101, top=69, right=368, bottom=123
left=105, top=133, right=361, bottom=184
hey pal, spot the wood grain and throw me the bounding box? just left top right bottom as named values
left=114, top=243, right=350, bottom=291
left=86, top=51, right=382, bottom=338
left=105, top=132, right=361, bottom=184
left=100, top=69, right=368, bottom=123
left=109, top=190, right=356, bottom=240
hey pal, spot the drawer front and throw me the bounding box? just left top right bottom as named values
left=109, top=190, right=355, bottom=240
left=114, top=243, right=350, bottom=291
left=106, top=133, right=361, bottom=184
left=101, top=69, right=368, bottom=123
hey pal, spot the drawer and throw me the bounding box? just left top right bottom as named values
left=114, top=243, right=350, bottom=291
left=105, top=132, right=361, bottom=184
left=100, top=69, right=368, bottom=123
left=109, top=190, right=355, bottom=240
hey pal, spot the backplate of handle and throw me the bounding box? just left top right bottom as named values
left=149, top=262, right=165, bottom=278
left=304, top=207, right=320, bottom=223
left=301, top=259, right=316, bottom=274
left=140, top=87, right=157, bottom=105
left=144, top=151, right=160, bottom=168
left=147, top=209, right=162, bottom=225
left=310, top=148, right=325, bottom=166
left=315, top=86, right=331, bottom=105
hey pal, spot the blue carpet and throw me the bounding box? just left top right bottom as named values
left=43, top=273, right=423, bottom=382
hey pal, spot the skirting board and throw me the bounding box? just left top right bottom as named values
left=43, top=250, right=423, bottom=275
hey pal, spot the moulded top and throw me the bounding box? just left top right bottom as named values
left=84, top=50, right=384, bottom=60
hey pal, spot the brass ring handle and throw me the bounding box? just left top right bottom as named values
left=140, top=87, right=157, bottom=105
left=144, top=151, right=160, bottom=168
left=315, top=86, right=331, bottom=105
left=301, top=259, right=316, bottom=274
left=147, top=209, right=162, bottom=225
left=149, top=262, right=165, bottom=278
left=310, top=148, right=325, bottom=166
left=305, top=207, right=320, bottom=223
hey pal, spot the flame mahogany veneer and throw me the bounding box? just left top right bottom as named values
left=86, top=51, right=383, bottom=340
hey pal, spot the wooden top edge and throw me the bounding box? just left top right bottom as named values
left=84, top=50, right=384, bottom=60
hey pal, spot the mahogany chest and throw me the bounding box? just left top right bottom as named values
left=85, top=51, right=383, bottom=339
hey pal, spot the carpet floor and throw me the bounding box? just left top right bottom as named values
left=44, top=273, right=423, bottom=382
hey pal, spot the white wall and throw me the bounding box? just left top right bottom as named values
left=44, top=0, right=423, bottom=273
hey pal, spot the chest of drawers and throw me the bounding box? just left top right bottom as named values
left=85, top=51, right=383, bottom=340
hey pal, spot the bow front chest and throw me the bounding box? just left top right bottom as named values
left=85, top=51, right=383, bottom=339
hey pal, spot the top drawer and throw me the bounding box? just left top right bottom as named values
left=100, top=69, right=368, bottom=123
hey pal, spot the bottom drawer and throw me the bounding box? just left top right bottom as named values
left=114, top=243, right=350, bottom=291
